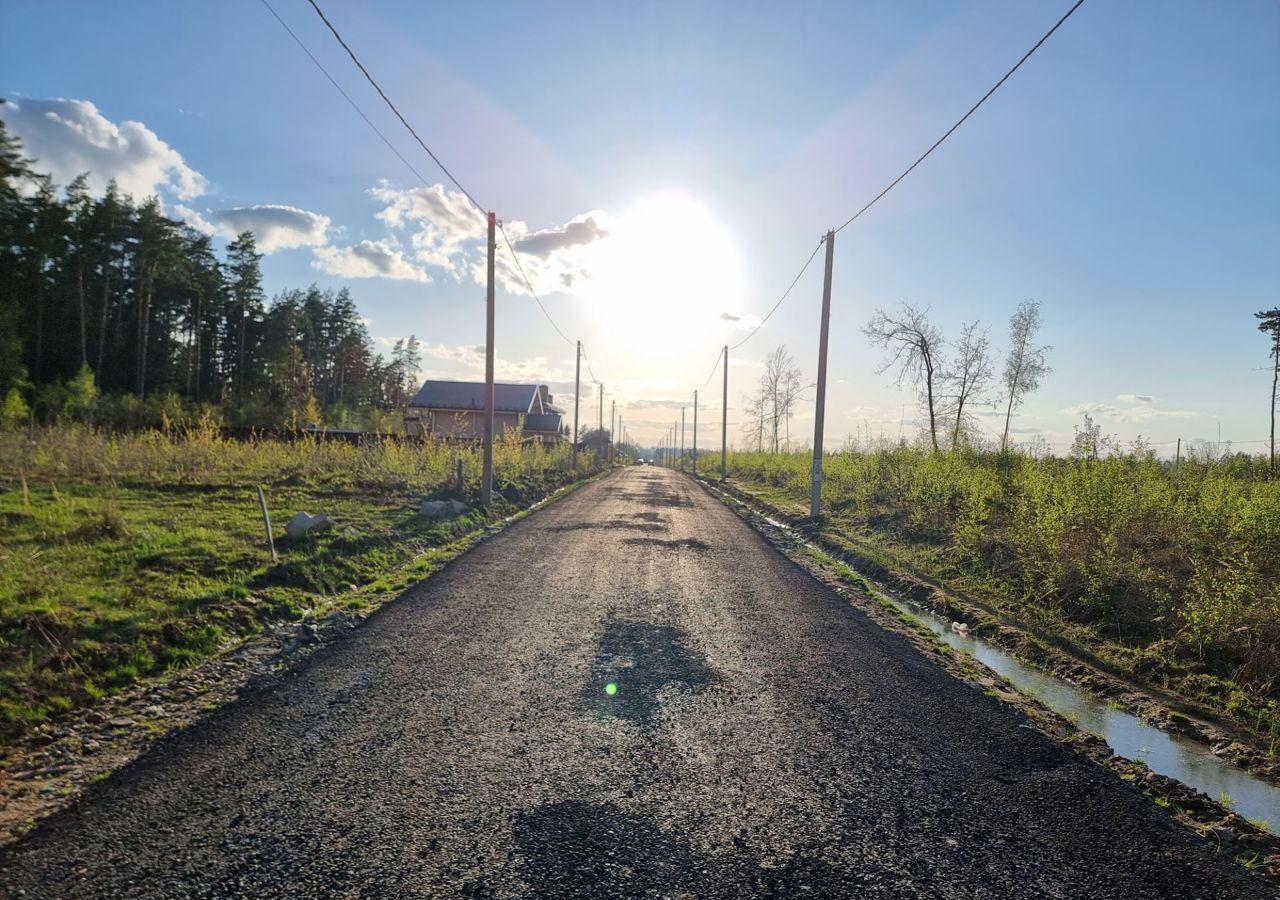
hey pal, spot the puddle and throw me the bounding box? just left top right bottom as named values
left=739, top=495, right=1280, bottom=834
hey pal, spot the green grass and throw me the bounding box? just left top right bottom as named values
left=0, top=422, right=602, bottom=741
left=726, top=445, right=1280, bottom=749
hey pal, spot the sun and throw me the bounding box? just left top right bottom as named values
left=581, top=193, right=743, bottom=356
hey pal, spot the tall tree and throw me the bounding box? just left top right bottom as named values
left=945, top=321, right=994, bottom=449
left=999, top=300, right=1052, bottom=452
left=224, top=231, right=264, bottom=403
left=865, top=303, right=945, bottom=452
left=1257, top=307, right=1280, bottom=475
left=130, top=198, right=180, bottom=399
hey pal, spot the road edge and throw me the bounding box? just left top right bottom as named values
left=0, top=466, right=617, bottom=847
left=689, top=471, right=1280, bottom=881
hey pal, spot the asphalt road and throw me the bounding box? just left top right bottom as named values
left=1, top=467, right=1267, bottom=899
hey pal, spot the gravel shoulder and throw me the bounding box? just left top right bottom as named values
left=0, top=467, right=1268, bottom=898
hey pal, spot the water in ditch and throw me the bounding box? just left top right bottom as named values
left=750, top=512, right=1280, bottom=834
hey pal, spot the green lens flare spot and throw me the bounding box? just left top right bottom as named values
left=604, top=682, right=618, bottom=696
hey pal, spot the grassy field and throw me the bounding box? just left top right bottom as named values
left=0, top=421, right=600, bottom=741
left=727, top=446, right=1280, bottom=750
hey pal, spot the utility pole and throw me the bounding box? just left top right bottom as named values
left=809, top=231, right=835, bottom=519
left=598, top=383, right=604, bottom=432
left=680, top=407, right=685, bottom=469
left=572, top=340, right=581, bottom=470
left=692, top=390, right=698, bottom=476
left=720, top=345, right=728, bottom=481
left=481, top=212, right=496, bottom=506
left=1175, top=437, right=1181, bottom=467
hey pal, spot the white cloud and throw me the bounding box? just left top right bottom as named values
left=371, top=182, right=485, bottom=279
left=312, top=238, right=430, bottom=282
left=1062, top=398, right=1196, bottom=424
left=179, top=203, right=330, bottom=253
left=360, top=182, right=612, bottom=293
left=720, top=311, right=762, bottom=332
left=0, top=97, right=206, bottom=199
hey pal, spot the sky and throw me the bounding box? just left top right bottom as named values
left=3, top=0, right=1278, bottom=454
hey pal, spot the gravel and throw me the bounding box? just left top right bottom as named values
left=0, top=468, right=1268, bottom=898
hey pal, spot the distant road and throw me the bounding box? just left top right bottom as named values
left=0, top=467, right=1265, bottom=898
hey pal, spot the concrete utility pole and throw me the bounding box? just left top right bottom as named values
left=598, top=383, right=604, bottom=432
left=481, top=212, right=496, bottom=506
left=572, top=340, right=581, bottom=470
left=611, top=399, right=616, bottom=442
left=680, top=407, right=685, bottom=469
left=692, top=390, right=698, bottom=476
left=720, top=345, right=728, bottom=481
left=809, top=231, right=835, bottom=519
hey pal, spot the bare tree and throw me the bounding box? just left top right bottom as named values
left=864, top=303, right=945, bottom=452
left=762, top=345, right=805, bottom=452
left=1257, top=307, right=1280, bottom=475
left=999, top=300, right=1052, bottom=452
left=945, top=321, right=994, bottom=449
left=741, top=385, right=766, bottom=451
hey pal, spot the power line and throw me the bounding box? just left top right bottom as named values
left=260, top=0, right=440, bottom=193
left=271, top=0, right=585, bottom=360
left=579, top=343, right=602, bottom=385
left=729, top=236, right=826, bottom=352
left=834, top=0, right=1085, bottom=235
left=303, top=0, right=487, bottom=214
left=698, top=348, right=722, bottom=392
left=497, top=224, right=576, bottom=348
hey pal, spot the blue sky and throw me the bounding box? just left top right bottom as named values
left=3, top=0, right=1278, bottom=452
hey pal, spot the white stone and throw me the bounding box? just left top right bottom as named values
left=285, top=511, right=333, bottom=539
left=418, top=499, right=450, bottom=519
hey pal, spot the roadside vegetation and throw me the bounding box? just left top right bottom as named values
left=726, top=443, right=1280, bottom=750
left=0, top=420, right=600, bottom=741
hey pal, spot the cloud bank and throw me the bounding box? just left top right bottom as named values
left=180, top=204, right=330, bottom=252
left=313, top=238, right=430, bottom=282
left=0, top=97, right=206, bottom=199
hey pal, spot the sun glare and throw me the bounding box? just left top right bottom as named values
left=582, top=193, right=743, bottom=355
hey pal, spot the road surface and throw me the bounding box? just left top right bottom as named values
left=1, top=468, right=1266, bottom=898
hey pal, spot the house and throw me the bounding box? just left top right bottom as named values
left=405, top=380, right=566, bottom=444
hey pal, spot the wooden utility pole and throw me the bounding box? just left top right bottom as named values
left=809, top=231, right=835, bottom=519
left=572, top=340, right=581, bottom=470
left=692, top=390, right=698, bottom=475
left=481, top=212, right=496, bottom=506
left=720, top=345, right=728, bottom=481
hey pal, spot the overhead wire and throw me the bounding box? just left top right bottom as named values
left=259, top=0, right=437, bottom=192
left=279, top=0, right=588, bottom=362
left=722, top=0, right=1085, bottom=359
left=303, top=0, right=487, bottom=214
left=834, top=0, right=1085, bottom=234
left=729, top=236, right=826, bottom=352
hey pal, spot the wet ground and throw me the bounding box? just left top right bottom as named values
left=0, top=468, right=1267, bottom=898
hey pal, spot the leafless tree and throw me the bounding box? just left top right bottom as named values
left=999, top=300, right=1053, bottom=452
left=762, top=345, right=805, bottom=452
left=864, top=303, right=945, bottom=452
left=944, top=321, right=994, bottom=449
left=741, top=386, right=766, bottom=451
